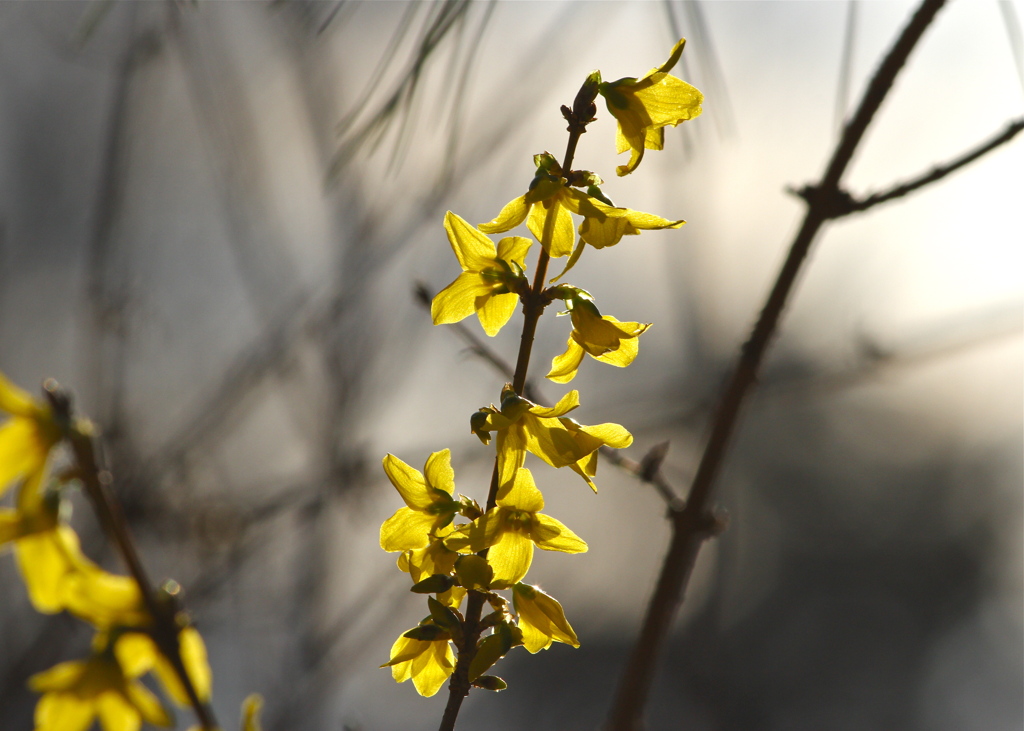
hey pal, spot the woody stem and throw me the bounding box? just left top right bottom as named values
left=436, top=103, right=588, bottom=731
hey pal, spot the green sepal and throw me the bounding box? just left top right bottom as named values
left=402, top=624, right=449, bottom=642
left=458, top=495, right=483, bottom=520
left=410, top=574, right=454, bottom=594
left=428, top=597, right=464, bottom=644
left=472, top=676, right=508, bottom=691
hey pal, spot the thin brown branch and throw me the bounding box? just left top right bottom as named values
left=606, top=1, right=950, bottom=729
left=46, top=384, right=220, bottom=731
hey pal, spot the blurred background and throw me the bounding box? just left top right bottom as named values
left=0, top=1, right=1021, bottom=729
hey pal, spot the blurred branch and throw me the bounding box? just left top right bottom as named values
left=607, top=1, right=955, bottom=728
left=49, top=384, right=220, bottom=731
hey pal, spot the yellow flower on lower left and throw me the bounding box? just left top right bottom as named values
left=29, top=646, right=173, bottom=731
left=382, top=633, right=455, bottom=697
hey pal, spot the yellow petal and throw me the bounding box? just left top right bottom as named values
left=487, top=527, right=534, bottom=588
left=527, top=196, right=575, bottom=259
left=531, top=513, right=587, bottom=554
left=63, top=564, right=148, bottom=630
left=528, top=390, right=580, bottom=419
left=632, top=75, right=703, bottom=129
left=546, top=338, right=585, bottom=384
left=443, top=511, right=503, bottom=554
left=478, top=195, right=528, bottom=234
left=423, top=449, right=455, bottom=496
left=476, top=292, right=519, bottom=337
left=495, top=426, right=527, bottom=496
left=496, top=468, right=544, bottom=513
left=29, top=660, right=89, bottom=692
left=150, top=628, right=213, bottom=706
left=120, top=680, right=172, bottom=728
left=15, top=526, right=79, bottom=613
left=410, top=640, right=455, bottom=697
left=381, top=455, right=432, bottom=510
left=0, top=418, right=43, bottom=497
left=495, top=236, right=532, bottom=269
left=444, top=211, right=497, bottom=272
left=521, top=415, right=587, bottom=469
left=513, top=583, right=579, bottom=653
left=593, top=331, right=641, bottom=368
left=380, top=507, right=435, bottom=552
left=431, top=272, right=494, bottom=327
left=0, top=371, right=37, bottom=417
left=241, top=694, right=264, bottom=731
left=114, top=633, right=158, bottom=679
left=34, top=692, right=95, bottom=731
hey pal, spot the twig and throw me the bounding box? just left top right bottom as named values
left=45, top=384, right=220, bottom=731
left=606, top=1, right=955, bottom=729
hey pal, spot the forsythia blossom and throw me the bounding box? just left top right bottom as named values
left=547, top=288, right=651, bottom=384
left=380, top=450, right=461, bottom=552
left=470, top=386, right=632, bottom=493
left=29, top=639, right=173, bottom=731
left=512, top=582, right=579, bottom=653
left=598, top=38, right=703, bottom=176
left=445, top=468, right=586, bottom=588
left=479, top=155, right=683, bottom=267
left=431, top=211, right=531, bottom=337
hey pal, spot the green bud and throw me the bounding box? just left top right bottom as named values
left=455, top=555, right=493, bottom=591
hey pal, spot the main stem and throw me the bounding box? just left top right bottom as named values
left=436, top=117, right=585, bottom=731
left=605, top=2, right=947, bottom=729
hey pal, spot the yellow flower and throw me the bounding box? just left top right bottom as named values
left=479, top=177, right=683, bottom=264
left=512, top=582, right=580, bottom=653
left=115, top=628, right=213, bottom=706
left=547, top=290, right=651, bottom=384
left=380, top=450, right=461, bottom=552
left=431, top=211, right=531, bottom=336
left=598, top=38, right=703, bottom=176
left=382, top=631, right=455, bottom=697
left=29, top=642, right=173, bottom=731
left=444, top=468, right=586, bottom=588
left=0, top=474, right=83, bottom=614
left=0, top=372, right=60, bottom=499
left=471, top=386, right=632, bottom=493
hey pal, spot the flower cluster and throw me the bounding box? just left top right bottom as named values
left=0, top=373, right=215, bottom=731
left=379, top=41, right=701, bottom=704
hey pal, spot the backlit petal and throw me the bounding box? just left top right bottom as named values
left=531, top=513, right=587, bottom=553
left=476, top=292, right=519, bottom=337
left=444, top=211, right=496, bottom=271
left=478, top=195, right=528, bottom=234
left=381, top=455, right=432, bottom=510
left=546, top=338, right=586, bottom=384
left=431, top=272, right=493, bottom=327
left=423, top=449, right=455, bottom=496
left=487, top=528, right=534, bottom=588
left=380, top=507, right=435, bottom=552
